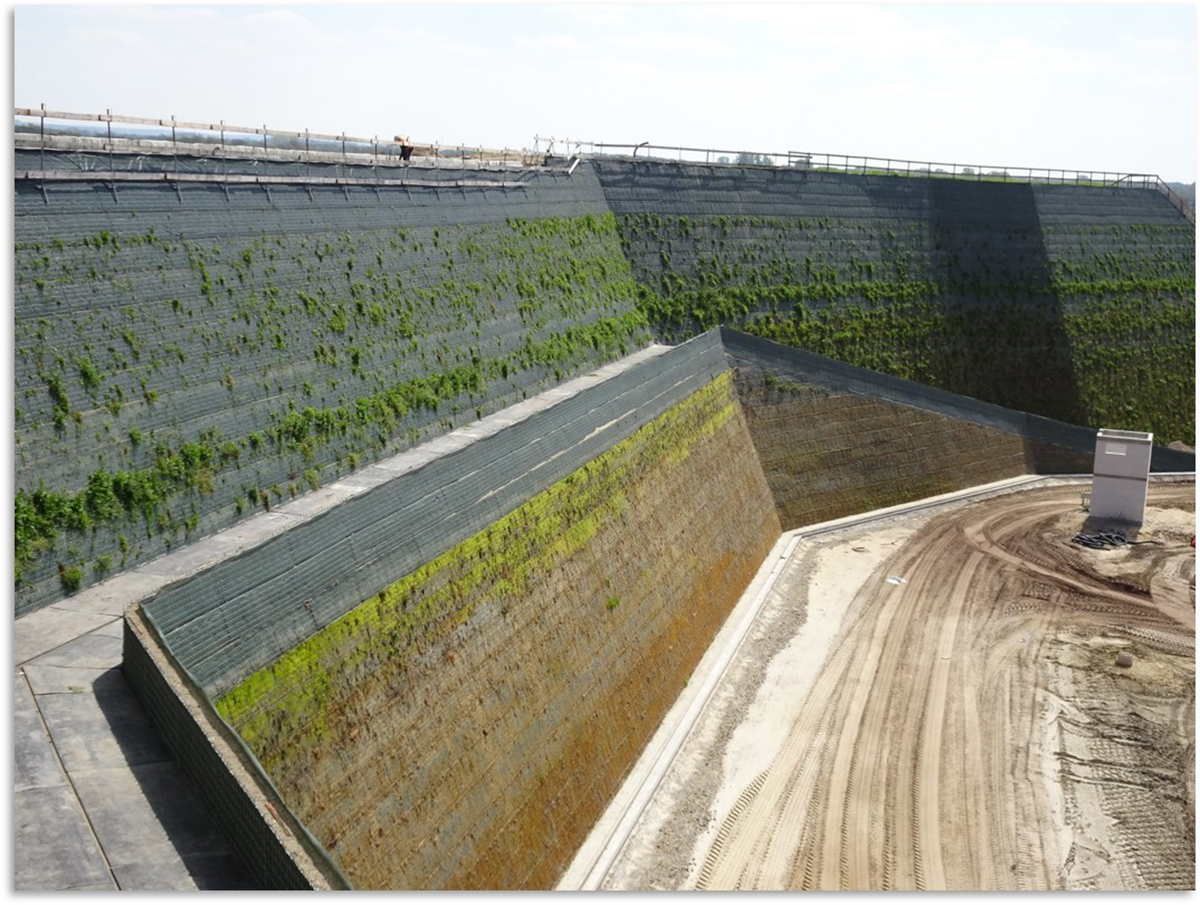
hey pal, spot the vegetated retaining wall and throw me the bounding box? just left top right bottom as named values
left=17, top=154, right=1194, bottom=615
left=131, top=333, right=782, bottom=889
left=123, top=327, right=1192, bottom=890
left=740, top=375, right=1034, bottom=527
left=140, top=334, right=729, bottom=695
left=737, top=370, right=1047, bottom=528
left=592, top=160, right=1195, bottom=447
left=721, top=329, right=1193, bottom=529
left=14, top=149, right=649, bottom=614
left=214, top=370, right=778, bottom=889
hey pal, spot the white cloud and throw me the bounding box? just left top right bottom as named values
left=696, top=3, right=976, bottom=66
left=1129, top=70, right=1186, bottom=90
left=971, top=37, right=1104, bottom=80
left=1117, top=35, right=1189, bottom=55
left=609, top=30, right=725, bottom=53
left=239, top=9, right=326, bottom=42
left=603, top=58, right=671, bottom=81
left=110, top=5, right=224, bottom=32
left=778, top=59, right=843, bottom=77
left=698, top=4, right=902, bottom=39
left=84, top=26, right=147, bottom=48
left=553, top=4, right=629, bottom=27
left=597, top=55, right=718, bottom=100
left=513, top=34, right=587, bottom=52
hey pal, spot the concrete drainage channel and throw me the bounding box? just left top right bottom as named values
left=558, top=471, right=1194, bottom=890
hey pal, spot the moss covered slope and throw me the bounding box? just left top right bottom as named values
left=215, top=373, right=780, bottom=888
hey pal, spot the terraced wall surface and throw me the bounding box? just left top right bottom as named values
left=731, top=349, right=1077, bottom=529
left=592, top=161, right=1195, bottom=447
left=722, top=329, right=1192, bottom=529
left=15, top=150, right=650, bottom=614
left=123, top=325, right=1194, bottom=889
left=202, top=367, right=780, bottom=888
left=140, top=334, right=729, bottom=695
left=22, top=143, right=1194, bottom=888
left=17, top=156, right=1194, bottom=614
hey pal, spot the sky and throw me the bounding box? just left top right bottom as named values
left=10, top=2, right=1200, bottom=183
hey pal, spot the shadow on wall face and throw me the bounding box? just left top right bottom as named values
left=921, top=180, right=1083, bottom=425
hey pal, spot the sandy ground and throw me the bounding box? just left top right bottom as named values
left=597, top=481, right=1195, bottom=890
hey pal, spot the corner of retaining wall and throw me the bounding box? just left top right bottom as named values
left=122, top=604, right=348, bottom=890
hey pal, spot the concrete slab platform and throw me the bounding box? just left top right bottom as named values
left=373, top=452, right=434, bottom=476
left=23, top=662, right=121, bottom=695
left=111, top=852, right=254, bottom=891
left=14, top=607, right=117, bottom=666
left=26, top=626, right=122, bottom=670
left=37, top=675, right=172, bottom=772
left=132, top=534, right=245, bottom=579
left=14, top=676, right=68, bottom=792
left=14, top=785, right=112, bottom=890
left=89, top=618, right=126, bottom=639
left=15, top=659, right=252, bottom=890
left=502, top=399, right=543, bottom=420
left=275, top=484, right=358, bottom=519
left=43, top=570, right=167, bottom=618
left=194, top=509, right=303, bottom=553
left=71, top=762, right=250, bottom=884
left=332, top=465, right=395, bottom=491
left=483, top=413, right=522, bottom=429
left=455, top=424, right=491, bottom=440
left=421, top=435, right=471, bottom=458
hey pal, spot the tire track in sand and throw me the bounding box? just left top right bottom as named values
left=674, top=485, right=1192, bottom=891
left=698, top=519, right=962, bottom=889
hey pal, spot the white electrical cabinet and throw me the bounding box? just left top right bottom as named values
left=1090, top=429, right=1153, bottom=525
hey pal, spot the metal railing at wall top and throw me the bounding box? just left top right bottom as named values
left=1111, top=173, right=1196, bottom=224
left=534, top=136, right=1195, bottom=224
left=14, top=105, right=547, bottom=171
left=14, top=107, right=1192, bottom=223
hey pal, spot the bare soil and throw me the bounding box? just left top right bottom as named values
left=603, top=482, right=1195, bottom=890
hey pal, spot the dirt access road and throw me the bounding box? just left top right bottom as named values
left=602, top=481, right=1194, bottom=890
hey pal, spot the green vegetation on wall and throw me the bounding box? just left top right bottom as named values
left=14, top=210, right=649, bottom=602
left=620, top=212, right=1194, bottom=445
left=15, top=170, right=1194, bottom=611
